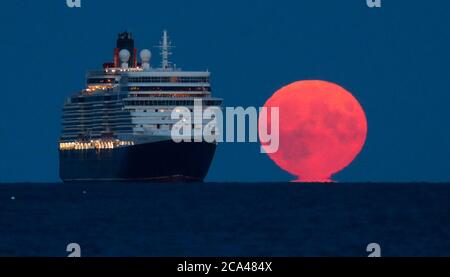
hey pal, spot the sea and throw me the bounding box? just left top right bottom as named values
left=0, top=182, right=449, bottom=257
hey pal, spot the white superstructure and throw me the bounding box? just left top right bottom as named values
left=60, top=31, right=222, bottom=149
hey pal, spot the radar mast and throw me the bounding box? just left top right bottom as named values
left=158, top=30, right=174, bottom=71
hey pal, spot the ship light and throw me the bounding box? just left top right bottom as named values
left=59, top=139, right=134, bottom=151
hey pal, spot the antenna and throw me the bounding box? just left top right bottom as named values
left=158, top=30, right=174, bottom=71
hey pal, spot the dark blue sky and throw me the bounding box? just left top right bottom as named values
left=0, top=0, right=449, bottom=182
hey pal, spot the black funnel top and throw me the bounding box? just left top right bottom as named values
left=116, top=32, right=135, bottom=67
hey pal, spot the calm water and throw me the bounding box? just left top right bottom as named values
left=0, top=183, right=449, bottom=257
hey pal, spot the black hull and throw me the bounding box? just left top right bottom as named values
left=59, top=140, right=216, bottom=182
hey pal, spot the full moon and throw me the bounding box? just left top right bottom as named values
left=259, top=80, right=368, bottom=182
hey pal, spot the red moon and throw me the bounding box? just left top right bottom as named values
left=259, top=80, right=368, bottom=182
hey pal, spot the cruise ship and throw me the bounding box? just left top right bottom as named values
left=59, top=31, right=222, bottom=182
